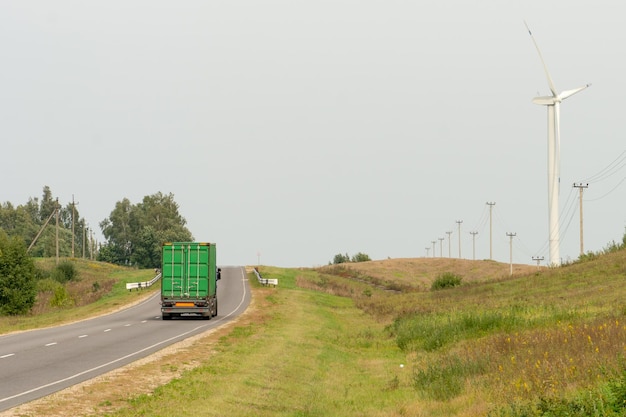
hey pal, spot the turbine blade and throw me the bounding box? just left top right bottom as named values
left=559, top=84, right=591, bottom=101
left=525, top=21, right=558, bottom=97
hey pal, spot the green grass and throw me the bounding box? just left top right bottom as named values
left=8, top=248, right=626, bottom=416
left=107, top=249, right=626, bottom=416
left=108, top=271, right=412, bottom=417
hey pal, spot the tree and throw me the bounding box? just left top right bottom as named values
left=129, top=193, right=193, bottom=268
left=0, top=230, right=37, bottom=315
left=100, top=198, right=133, bottom=264
left=99, top=192, right=193, bottom=268
left=0, top=202, right=38, bottom=247
left=39, top=186, right=56, bottom=223
left=130, top=226, right=162, bottom=268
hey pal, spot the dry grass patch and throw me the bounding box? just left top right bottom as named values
left=320, top=258, right=540, bottom=290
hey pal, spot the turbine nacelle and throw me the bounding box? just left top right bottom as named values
left=533, top=96, right=558, bottom=105
left=532, top=84, right=591, bottom=106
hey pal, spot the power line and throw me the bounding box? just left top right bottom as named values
left=582, top=150, right=626, bottom=183
left=585, top=175, right=626, bottom=202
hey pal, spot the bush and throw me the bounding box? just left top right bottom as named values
left=52, top=261, right=78, bottom=283
left=0, top=231, right=37, bottom=315
left=36, top=278, right=74, bottom=309
left=351, top=252, right=371, bottom=263
left=332, top=253, right=350, bottom=264
left=431, top=272, right=462, bottom=290
left=50, top=285, right=73, bottom=308
left=331, top=252, right=372, bottom=264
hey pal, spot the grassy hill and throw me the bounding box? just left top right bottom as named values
left=5, top=250, right=626, bottom=416
left=0, top=258, right=156, bottom=334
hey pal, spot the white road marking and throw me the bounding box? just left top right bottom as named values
left=124, top=324, right=132, bottom=327
left=0, top=354, right=15, bottom=359
left=141, top=320, right=147, bottom=323
left=78, top=335, right=88, bottom=339
left=45, top=343, right=57, bottom=347
left=104, top=329, right=112, bottom=332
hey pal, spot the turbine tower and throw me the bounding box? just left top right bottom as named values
left=525, top=22, right=590, bottom=266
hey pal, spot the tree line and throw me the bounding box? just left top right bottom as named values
left=0, top=186, right=192, bottom=269
left=0, top=186, right=90, bottom=258
left=0, top=187, right=192, bottom=315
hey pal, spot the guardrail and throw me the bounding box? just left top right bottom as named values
left=253, top=268, right=278, bottom=287
left=126, top=272, right=162, bottom=291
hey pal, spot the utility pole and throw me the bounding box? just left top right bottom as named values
left=573, top=183, right=589, bottom=256
left=532, top=255, right=544, bottom=270
left=90, top=228, right=94, bottom=260
left=425, top=247, right=430, bottom=257
left=446, top=231, right=452, bottom=257
left=71, top=195, right=78, bottom=258
left=506, top=232, right=516, bottom=276
left=431, top=241, right=437, bottom=257
left=487, top=202, right=496, bottom=260
left=470, top=231, right=478, bottom=260
left=438, top=237, right=444, bottom=257
left=55, top=198, right=59, bottom=265
left=456, top=220, right=463, bottom=258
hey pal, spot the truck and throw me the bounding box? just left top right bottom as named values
left=160, top=242, right=219, bottom=320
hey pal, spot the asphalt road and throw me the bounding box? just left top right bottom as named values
left=0, top=266, right=250, bottom=412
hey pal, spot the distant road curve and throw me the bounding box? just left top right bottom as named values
left=0, top=266, right=250, bottom=412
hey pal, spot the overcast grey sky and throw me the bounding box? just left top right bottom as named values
left=1, top=1, right=624, bottom=267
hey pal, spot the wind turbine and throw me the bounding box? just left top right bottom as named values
left=525, top=22, right=590, bottom=266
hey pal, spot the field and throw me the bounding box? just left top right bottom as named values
left=4, top=250, right=626, bottom=416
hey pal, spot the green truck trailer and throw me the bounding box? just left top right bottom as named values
left=160, top=242, right=219, bottom=320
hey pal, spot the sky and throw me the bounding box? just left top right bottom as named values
left=1, top=1, right=625, bottom=268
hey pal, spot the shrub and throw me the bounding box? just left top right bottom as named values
left=50, top=285, right=73, bottom=308
left=351, top=252, right=371, bottom=263
left=0, top=231, right=37, bottom=315
left=331, top=252, right=371, bottom=264
left=332, top=253, right=350, bottom=264
left=431, top=272, right=462, bottom=290
left=52, top=261, right=78, bottom=283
